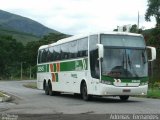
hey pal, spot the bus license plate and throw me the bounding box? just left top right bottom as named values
left=123, top=89, right=131, bottom=92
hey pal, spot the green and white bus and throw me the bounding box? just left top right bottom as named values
left=37, top=32, right=156, bottom=101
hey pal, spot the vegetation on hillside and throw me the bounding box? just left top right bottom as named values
left=0, top=33, right=69, bottom=80
left=0, top=27, right=40, bottom=45
left=0, top=35, right=24, bottom=79
left=145, top=0, right=160, bottom=27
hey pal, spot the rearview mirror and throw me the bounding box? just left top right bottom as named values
left=96, top=44, right=104, bottom=61
left=146, top=46, right=156, bottom=62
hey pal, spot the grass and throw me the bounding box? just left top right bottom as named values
left=23, top=82, right=37, bottom=89
left=0, top=91, right=5, bottom=97
left=147, top=88, right=160, bottom=99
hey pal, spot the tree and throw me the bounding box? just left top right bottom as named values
left=23, top=33, right=69, bottom=78
left=145, top=0, right=160, bottom=26
left=0, top=35, right=24, bottom=79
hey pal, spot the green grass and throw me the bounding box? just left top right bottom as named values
left=0, top=91, right=5, bottom=97
left=147, top=88, right=160, bottom=99
left=23, top=82, right=37, bottom=89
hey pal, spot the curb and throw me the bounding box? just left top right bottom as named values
left=0, top=92, right=11, bottom=102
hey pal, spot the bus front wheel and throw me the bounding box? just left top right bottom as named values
left=119, top=95, right=129, bottom=101
left=81, top=82, right=92, bottom=101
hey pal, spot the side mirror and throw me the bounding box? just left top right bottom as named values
left=96, top=44, right=104, bottom=61
left=146, top=46, right=156, bottom=62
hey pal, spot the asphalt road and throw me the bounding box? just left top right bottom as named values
left=0, top=80, right=160, bottom=115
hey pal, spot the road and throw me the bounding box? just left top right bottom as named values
left=0, top=80, right=160, bottom=114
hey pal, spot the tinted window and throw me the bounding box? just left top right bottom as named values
left=54, top=45, right=61, bottom=60
left=78, top=37, right=88, bottom=57
left=100, top=34, right=145, bottom=48
left=69, top=40, right=78, bottom=58
left=61, top=43, right=69, bottom=60
left=89, top=35, right=99, bottom=78
left=41, top=48, right=48, bottom=63
left=48, top=47, right=54, bottom=61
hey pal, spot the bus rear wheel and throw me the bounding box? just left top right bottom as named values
left=45, top=84, right=49, bottom=95
left=119, top=95, right=129, bottom=101
left=81, top=82, right=92, bottom=101
left=48, top=82, right=53, bottom=96
left=48, top=82, right=60, bottom=96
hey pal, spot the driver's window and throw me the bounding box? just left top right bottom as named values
left=89, top=35, right=99, bottom=79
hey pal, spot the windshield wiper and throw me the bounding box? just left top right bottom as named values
left=128, top=55, right=131, bottom=69
left=127, top=54, right=139, bottom=78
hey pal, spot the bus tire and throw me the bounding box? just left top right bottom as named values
left=48, top=82, right=53, bottom=96
left=45, top=84, right=49, bottom=95
left=119, top=95, right=129, bottom=101
left=81, top=82, right=91, bottom=101
left=43, top=80, right=46, bottom=90
left=48, top=81, right=61, bottom=96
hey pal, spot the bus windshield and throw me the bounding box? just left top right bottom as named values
left=101, top=48, right=148, bottom=78
left=100, top=34, right=147, bottom=78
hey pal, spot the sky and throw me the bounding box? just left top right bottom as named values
left=0, top=0, right=156, bottom=35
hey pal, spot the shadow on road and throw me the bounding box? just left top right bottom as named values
left=41, top=92, right=142, bottom=103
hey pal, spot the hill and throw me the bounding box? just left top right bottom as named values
left=0, top=26, right=40, bottom=45
left=0, top=10, right=60, bottom=37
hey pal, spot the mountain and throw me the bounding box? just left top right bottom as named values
left=0, top=27, right=40, bottom=44
left=0, top=10, right=60, bottom=37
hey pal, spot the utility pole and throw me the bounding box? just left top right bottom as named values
left=21, top=62, right=26, bottom=80
left=30, top=65, right=32, bottom=79
left=137, top=11, right=139, bottom=31
left=21, top=62, right=23, bottom=80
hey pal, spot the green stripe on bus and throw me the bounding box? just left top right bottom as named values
left=54, top=64, right=56, bottom=72
left=37, top=58, right=88, bottom=73
left=60, top=61, right=75, bottom=71
left=47, top=64, right=49, bottom=72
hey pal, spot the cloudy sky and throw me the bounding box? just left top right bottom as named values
left=0, top=0, right=156, bottom=35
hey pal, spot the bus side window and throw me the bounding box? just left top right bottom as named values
left=41, top=49, right=48, bottom=63
left=78, top=37, right=88, bottom=57
left=54, top=45, right=61, bottom=61
left=69, top=40, right=78, bottom=59
left=61, top=43, right=69, bottom=60
left=48, top=47, right=54, bottom=62
left=47, top=49, right=51, bottom=62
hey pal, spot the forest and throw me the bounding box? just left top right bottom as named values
left=0, top=33, right=68, bottom=80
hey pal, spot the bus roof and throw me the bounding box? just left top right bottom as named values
left=38, top=32, right=143, bottom=50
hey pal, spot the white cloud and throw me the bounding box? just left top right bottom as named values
left=0, top=0, right=156, bottom=34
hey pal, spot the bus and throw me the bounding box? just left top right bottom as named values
left=37, top=32, right=156, bottom=101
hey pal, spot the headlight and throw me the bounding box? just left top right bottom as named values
left=101, top=80, right=112, bottom=85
